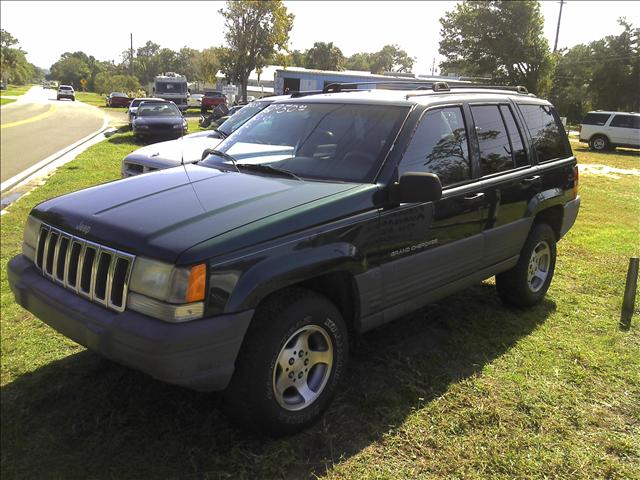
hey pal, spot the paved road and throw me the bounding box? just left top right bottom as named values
left=0, top=86, right=105, bottom=184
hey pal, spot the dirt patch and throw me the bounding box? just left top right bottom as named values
left=578, top=164, right=640, bottom=179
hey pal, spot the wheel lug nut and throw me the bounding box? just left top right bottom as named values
left=288, top=371, right=294, bottom=379
left=298, top=372, right=303, bottom=379
left=288, top=358, right=294, bottom=365
left=298, top=351, right=304, bottom=358
left=304, top=359, right=309, bottom=366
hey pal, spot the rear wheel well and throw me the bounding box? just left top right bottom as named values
left=534, top=206, right=563, bottom=240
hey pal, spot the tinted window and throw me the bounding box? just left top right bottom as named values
left=202, top=103, right=408, bottom=183
left=581, top=113, right=611, bottom=126
left=519, top=104, right=569, bottom=162
left=610, top=115, right=639, bottom=129
left=399, top=107, right=470, bottom=186
left=471, top=105, right=513, bottom=176
left=500, top=105, right=528, bottom=167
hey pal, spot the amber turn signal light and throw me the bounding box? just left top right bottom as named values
left=185, top=263, right=206, bottom=302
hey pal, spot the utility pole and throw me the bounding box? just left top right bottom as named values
left=130, top=33, right=134, bottom=75
left=431, top=57, right=435, bottom=76
left=553, top=0, right=565, bottom=52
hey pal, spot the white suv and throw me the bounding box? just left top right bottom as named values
left=57, top=85, right=75, bottom=101
left=579, top=111, right=640, bottom=151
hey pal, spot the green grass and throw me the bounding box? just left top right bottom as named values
left=0, top=97, right=16, bottom=106
left=571, top=139, right=640, bottom=170
left=0, top=84, right=32, bottom=97
left=74, top=91, right=108, bottom=107
left=1, top=139, right=639, bottom=479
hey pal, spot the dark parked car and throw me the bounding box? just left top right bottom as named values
left=121, top=95, right=291, bottom=177
left=132, top=101, right=187, bottom=139
left=127, top=97, right=166, bottom=126
left=9, top=83, right=580, bottom=436
left=201, top=90, right=226, bottom=112
left=106, top=92, right=131, bottom=108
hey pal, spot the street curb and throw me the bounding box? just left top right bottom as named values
left=0, top=114, right=109, bottom=193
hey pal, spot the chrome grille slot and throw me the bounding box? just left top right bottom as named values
left=79, top=246, right=97, bottom=297
left=55, top=236, right=70, bottom=283
left=34, top=223, right=135, bottom=312
left=44, top=230, right=59, bottom=277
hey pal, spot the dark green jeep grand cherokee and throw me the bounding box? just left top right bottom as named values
left=8, top=83, right=580, bottom=435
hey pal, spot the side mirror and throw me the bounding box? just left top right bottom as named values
left=391, top=172, right=442, bottom=204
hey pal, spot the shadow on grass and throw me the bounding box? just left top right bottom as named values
left=1, top=284, right=555, bottom=479
left=573, top=144, right=640, bottom=157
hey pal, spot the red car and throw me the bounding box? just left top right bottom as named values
left=201, top=91, right=226, bottom=112
left=106, top=92, right=132, bottom=108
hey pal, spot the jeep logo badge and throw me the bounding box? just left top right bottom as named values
left=76, top=222, right=91, bottom=235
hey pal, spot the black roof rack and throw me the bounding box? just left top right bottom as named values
left=320, top=80, right=530, bottom=97
left=323, top=81, right=442, bottom=93
left=290, top=90, right=324, bottom=98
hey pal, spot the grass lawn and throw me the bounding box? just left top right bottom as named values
left=0, top=97, right=16, bottom=106
left=1, top=138, right=639, bottom=479
left=0, top=84, right=32, bottom=97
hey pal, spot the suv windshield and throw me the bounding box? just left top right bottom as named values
left=201, top=102, right=408, bottom=182
left=138, top=103, right=180, bottom=117
left=217, top=101, right=271, bottom=136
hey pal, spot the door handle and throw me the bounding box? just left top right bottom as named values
left=521, top=175, right=541, bottom=184
left=463, top=192, right=485, bottom=202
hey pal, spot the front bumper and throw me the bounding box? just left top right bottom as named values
left=8, top=255, right=253, bottom=391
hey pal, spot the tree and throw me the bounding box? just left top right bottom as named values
left=94, top=72, right=141, bottom=95
left=219, top=0, right=294, bottom=101
left=134, top=41, right=162, bottom=85
left=174, top=47, right=199, bottom=80
left=439, top=1, right=552, bottom=94
left=1, top=29, right=37, bottom=84
left=345, top=52, right=372, bottom=71
left=369, top=44, right=414, bottom=74
left=50, top=52, right=92, bottom=88
left=304, top=42, right=344, bottom=71
left=196, top=47, right=222, bottom=85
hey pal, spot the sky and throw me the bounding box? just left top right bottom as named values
left=1, top=0, right=639, bottom=75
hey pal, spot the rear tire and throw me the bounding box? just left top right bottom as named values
left=589, top=135, right=609, bottom=151
left=222, top=288, right=348, bottom=436
left=496, top=223, right=556, bottom=308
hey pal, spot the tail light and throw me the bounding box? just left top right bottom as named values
left=572, top=164, right=579, bottom=198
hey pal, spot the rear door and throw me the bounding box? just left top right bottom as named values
left=467, top=103, right=539, bottom=267
left=379, top=105, right=484, bottom=308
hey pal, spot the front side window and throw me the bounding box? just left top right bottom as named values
left=610, top=115, right=639, bottom=129
left=519, top=104, right=570, bottom=162
left=201, top=102, right=408, bottom=183
left=399, top=106, right=470, bottom=186
left=471, top=105, right=514, bottom=176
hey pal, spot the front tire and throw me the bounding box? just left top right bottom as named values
left=496, top=223, right=557, bottom=308
left=222, top=288, right=348, bottom=436
left=589, top=135, right=609, bottom=151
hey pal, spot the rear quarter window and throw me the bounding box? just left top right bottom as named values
left=519, top=104, right=570, bottom=162
left=581, top=113, right=611, bottom=126
left=610, top=115, right=640, bottom=129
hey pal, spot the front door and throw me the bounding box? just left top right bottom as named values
left=378, top=105, right=485, bottom=310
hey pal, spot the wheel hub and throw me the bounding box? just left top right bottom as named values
left=272, top=324, right=333, bottom=411
left=527, top=240, right=551, bottom=293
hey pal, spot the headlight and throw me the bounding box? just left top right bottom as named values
left=22, top=215, right=42, bottom=262
left=127, top=257, right=206, bottom=322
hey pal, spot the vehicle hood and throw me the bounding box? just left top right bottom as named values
left=31, top=165, right=364, bottom=264
left=123, top=134, right=222, bottom=167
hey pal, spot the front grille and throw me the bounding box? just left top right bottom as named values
left=35, top=224, right=135, bottom=312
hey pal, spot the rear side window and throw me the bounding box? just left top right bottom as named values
left=499, top=105, right=528, bottom=167
left=581, top=113, right=611, bottom=126
left=399, top=106, right=470, bottom=186
left=519, top=104, right=570, bottom=162
left=470, top=105, right=514, bottom=176
left=610, top=115, right=640, bottom=129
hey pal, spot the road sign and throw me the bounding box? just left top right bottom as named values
left=222, top=85, right=238, bottom=95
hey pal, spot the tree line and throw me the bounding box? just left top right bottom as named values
left=2, top=1, right=637, bottom=121
left=0, top=29, right=45, bottom=85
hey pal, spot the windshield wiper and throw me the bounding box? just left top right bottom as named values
left=200, top=148, right=240, bottom=172
left=213, top=128, right=227, bottom=139
left=235, top=163, right=302, bottom=181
